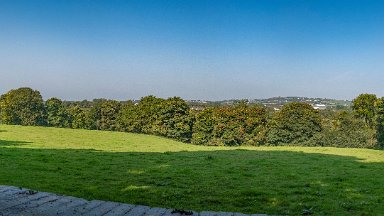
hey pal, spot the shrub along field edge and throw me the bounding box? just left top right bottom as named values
left=0, top=87, right=382, bottom=148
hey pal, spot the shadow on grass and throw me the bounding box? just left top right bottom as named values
left=0, top=144, right=383, bottom=215
left=0, top=140, right=32, bottom=146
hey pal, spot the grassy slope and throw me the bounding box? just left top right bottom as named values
left=0, top=125, right=383, bottom=215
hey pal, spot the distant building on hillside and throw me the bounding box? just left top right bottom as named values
left=312, top=104, right=326, bottom=110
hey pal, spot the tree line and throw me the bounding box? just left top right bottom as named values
left=0, top=87, right=383, bottom=148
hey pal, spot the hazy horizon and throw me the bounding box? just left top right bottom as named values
left=1, top=0, right=384, bottom=101
left=0, top=86, right=355, bottom=102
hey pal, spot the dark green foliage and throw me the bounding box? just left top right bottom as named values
left=311, top=111, right=376, bottom=148
left=0, top=87, right=45, bottom=126
left=89, top=99, right=121, bottom=131
left=119, top=96, right=165, bottom=134
left=118, top=96, right=192, bottom=142
left=46, top=98, right=71, bottom=128
left=352, top=93, right=377, bottom=128
left=0, top=87, right=383, bottom=148
left=192, top=103, right=267, bottom=146
left=191, top=108, right=215, bottom=145
left=212, top=103, right=267, bottom=146
left=267, top=102, right=322, bottom=145
left=375, top=97, right=384, bottom=148
left=154, top=97, right=193, bottom=142
left=87, top=99, right=103, bottom=130
left=134, top=95, right=165, bottom=134
left=117, top=101, right=139, bottom=132
left=67, top=105, right=92, bottom=129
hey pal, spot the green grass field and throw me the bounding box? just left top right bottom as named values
left=1, top=125, right=383, bottom=215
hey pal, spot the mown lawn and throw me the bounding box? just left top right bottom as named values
left=0, top=125, right=383, bottom=215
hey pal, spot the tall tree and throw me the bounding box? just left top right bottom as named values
left=67, top=105, right=92, bottom=129
left=210, top=103, right=267, bottom=146
left=135, top=96, right=165, bottom=134
left=191, top=108, right=215, bottom=145
left=352, top=93, right=377, bottom=128
left=267, top=102, right=322, bottom=145
left=98, top=100, right=121, bottom=131
left=192, top=103, right=268, bottom=146
left=46, top=97, right=71, bottom=128
left=154, top=97, right=192, bottom=142
left=0, top=87, right=46, bottom=126
left=375, top=97, right=384, bottom=148
left=117, top=100, right=141, bottom=132
left=326, top=111, right=375, bottom=148
left=89, top=99, right=121, bottom=131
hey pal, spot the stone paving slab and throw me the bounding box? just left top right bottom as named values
left=0, top=186, right=268, bottom=216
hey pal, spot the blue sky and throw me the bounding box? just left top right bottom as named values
left=1, top=0, right=384, bottom=100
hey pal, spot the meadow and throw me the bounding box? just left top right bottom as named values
left=0, top=125, right=383, bottom=215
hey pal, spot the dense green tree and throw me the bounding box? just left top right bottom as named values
left=375, top=97, right=384, bottom=148
left=333, top=111, right=376, bottom=148
left=46, top=97, right=71, bottom=128
left=117, top=96, right=192, bottom=141
left=0, top=87, right=45, bottom=126
left=154, top=97, right=192, bottom=142
left=352, top=94, right=377, bottom=128
left=63, top=100, right=92, bottom=109
left=117, top=101, right=139, bottom=132
left=191, top=108, right=215, bottom=145
left=211, top=103, right=267, bottom=146
left=99, top=100, right=121, bottom=131
left=67, top=105, right=92, bottom=129
left=89, top=99, right=121, bottom=131
left=312, top=111, right=376, bottom=148
left=192, top=103, right=268, bottom=146
left=135, top=96, right=165, bottom=134
left=87, top=99, right=104, bottom=129
left=267, top=102, right=322, bottom=145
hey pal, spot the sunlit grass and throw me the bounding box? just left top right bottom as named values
left=0, top=125, right=383, bottom=215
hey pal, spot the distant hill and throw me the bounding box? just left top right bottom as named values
left=187, top=97, right=351, bottom=110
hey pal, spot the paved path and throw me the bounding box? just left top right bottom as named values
left=0, top=186, right=267, bottom=216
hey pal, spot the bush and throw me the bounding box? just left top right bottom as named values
left=192, top=102, right=267, bottom=146
left=375, top=97, right=384, bottom=148
left=46, top=98, right=71, bottom=128
left=191, top=108, right=215, bottom=145
left=89, top=99, right=121, bottom=131
left=309, top=111, right=377, bottom=148
left=67, top=105, right=92, bottom=129
left=267, top=102, right=322, bottom=146
left=154, top=97, right=193, bottom=142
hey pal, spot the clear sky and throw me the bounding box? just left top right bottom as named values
left=1, top=0, right=384, bottom=100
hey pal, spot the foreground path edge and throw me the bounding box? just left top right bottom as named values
left=0, top=185, right=268, bottom=216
